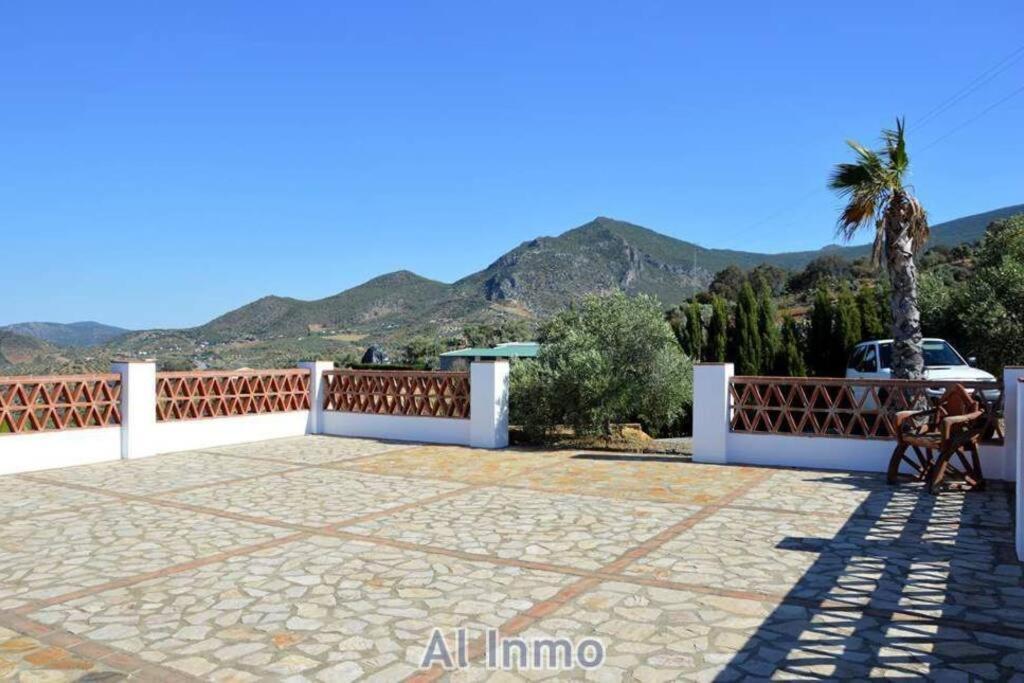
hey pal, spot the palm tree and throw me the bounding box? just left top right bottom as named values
left=829, top=119, right=928, bottom=379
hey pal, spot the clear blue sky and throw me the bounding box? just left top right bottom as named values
left=2, top=2, right=1022, bottom=329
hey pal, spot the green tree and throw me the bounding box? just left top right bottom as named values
left=707, top=296, right=729, bottom=362
left=950, top=214, right=1024, bottom=371
left=830, top=118, right=929, bottom=379
left=509, top=293, right=692, bottom=439
left=807, top=287, right=835, bottom=376
left=709, top=265, right=746, bottom=300
left=756, top=283, right=780, bottom=372
left=857, top=285, right=886, bottom=341
left=775, top=315, right=807, bottom=376
left=462, top=319, right=531, bottom=348
left=733, top=282, right=762, bottom=374
left=833, top=286, right=862, bottom=371
left=401, top=337, right=442, bottom=369
left=686, top=301, right=703, bottom=361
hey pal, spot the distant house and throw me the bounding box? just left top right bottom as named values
left=438, top=342, right=539, bottom=371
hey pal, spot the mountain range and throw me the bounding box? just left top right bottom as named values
left=4, top=202, right=1021, bottom=372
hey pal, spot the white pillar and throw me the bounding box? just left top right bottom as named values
left=692, top=363, right=734, bottom=465
left=111, top=359, right=156, bottom=460
left=1009, top=370, right=1024, bottom=561
left=999, top=368, right=1024, bottom=483
left=469, top=360, right=510, bottom=449
left=298, top=360, right=333, bottom=435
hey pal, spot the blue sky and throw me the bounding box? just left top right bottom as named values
left=2, top=2, right=1022, bottom=329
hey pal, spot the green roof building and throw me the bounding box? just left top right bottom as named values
left=439, top=342, right=539, bottom=370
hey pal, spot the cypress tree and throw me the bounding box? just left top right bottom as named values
left=834, top=286, right=862, bottom=372
left=707, top=296, right=729, bottom=362
left=857, top=284, right=886, bottom=340
left=756, top=282, right=780, bottom=372
left=776, top=315, right=807, bottom=376
left=686, top=301, right=703, bottom=361
left=734, top=282, right=762, bottom=374
left=668, top=306, right=688, bottom=353
left=808, top=287, right=834, bottom=376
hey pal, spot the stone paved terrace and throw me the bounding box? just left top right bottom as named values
left=0, top=436, right=1021, bottom=681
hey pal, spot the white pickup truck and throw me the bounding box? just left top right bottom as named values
left=845, top=338, right=999, bottom=399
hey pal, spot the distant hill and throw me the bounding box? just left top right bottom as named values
left=6, top=203, right=1020, bottom=373
left=0, top=330, right=55, bottom=367
left=1, top=321, right=130, bottom=348
left=194, top=271, right=455, bottom=341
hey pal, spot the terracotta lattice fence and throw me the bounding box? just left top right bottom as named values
left=729, top=376, right=1004, bottom=444
left=0, top=374, right=122, bottom=435
left=155, top=369, right=311, bottom=422
left=322, top=369, right=471, bottom=419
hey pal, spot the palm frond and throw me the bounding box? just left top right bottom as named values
left=904, top=194, right=929, bottom=252
left=883, top=117, right=909, bottom=176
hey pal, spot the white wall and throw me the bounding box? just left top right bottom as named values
left=151, top=410, right=311, bottom=455
left=725, top=431, right=1010, bottom=478
left=0, top=360, right=512, bottom=477
left=1017, top=378, right=1023, bottom=561
left=0, top=427, right=120, bottom=476
left=321, top=411, right=470, bottom=446
left=693, top=363, right=1019, bottom=482
left=318, top=361, right=509, bottom=449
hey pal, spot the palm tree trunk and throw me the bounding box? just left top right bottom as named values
left=884, top=195, right=925, bottom=380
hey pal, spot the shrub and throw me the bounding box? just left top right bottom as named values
left=510, top=293, right=692, bottom=440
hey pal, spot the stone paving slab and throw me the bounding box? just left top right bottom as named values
left=624, top=506, right=851, bottom=597
left=344, top=445, right=572, bottom=485
left=27, top=450, right=293, bottom=496
left=161, top=467, right=466, bottom=527
left=735, top=468, right=1015, bottom=527
left=342, top=486, right=699, bottom=571
left=473, top=580, right=1024, bottom=681
left=204, top=435, right=415, bottom=465
left=0, top=501, right=292, bottom=611
left=28, top=535, right=575, bottom=682
left=508, top=456, right=765, bottom=505
left=0, top=625, right=126, bottom=682
left=0, top=435, right=1020, bottom=681
left=0, top=477, right=102, bottom=521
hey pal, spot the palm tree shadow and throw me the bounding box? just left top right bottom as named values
left=715, top=471, right=1021, bottom=680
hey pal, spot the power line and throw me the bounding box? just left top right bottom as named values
left=919, top=82, right=1024, bottom=152
left=728, top=46, right=1024, bottom=238
left=913, top=44, right=1024, bottom=129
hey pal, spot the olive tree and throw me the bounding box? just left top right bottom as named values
left=510, top=293, right=692, bottom=440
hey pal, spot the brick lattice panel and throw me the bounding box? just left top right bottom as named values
left=323, top=370, right=470, bottom=419
left=155, top=370, right=311, bottom=422
left=729, top=377, right=1004, bottom=443
left=0, top=374, right=122, bottom=434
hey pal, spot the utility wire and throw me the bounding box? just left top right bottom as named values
left=919, top=82, right=1024, bottom=152
left=913, top=44, right=1024, bottom=129
left=730, top=46, right=1024, bottom=238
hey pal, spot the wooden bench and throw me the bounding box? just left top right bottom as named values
left=886, top=384, right=991, bottom=493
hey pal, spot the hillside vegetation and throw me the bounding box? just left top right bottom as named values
left=3, top=204, right=1020, bottom=374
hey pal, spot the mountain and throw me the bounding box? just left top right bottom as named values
left=0, top=330, right=56, bottom=368
left=195, top=271, right=455, bottom=341
left=5, top=203, right=1020, bottom=373
left=1, top=321, right=130, bottom=348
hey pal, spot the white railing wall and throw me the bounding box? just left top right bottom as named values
left=0, top=359, right=511, bottom=476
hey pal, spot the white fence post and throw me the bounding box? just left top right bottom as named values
left=111, top=359, right=156, bottom=460
left=298, top=360, right=333, bottom=435
left=1003, top=368, right=1024, bottom=482
left=1012, top=372, right=1024, bottom=562
left=469, top=360, right=510, bottom=449
left=693, top=363, right=734, bottom=465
